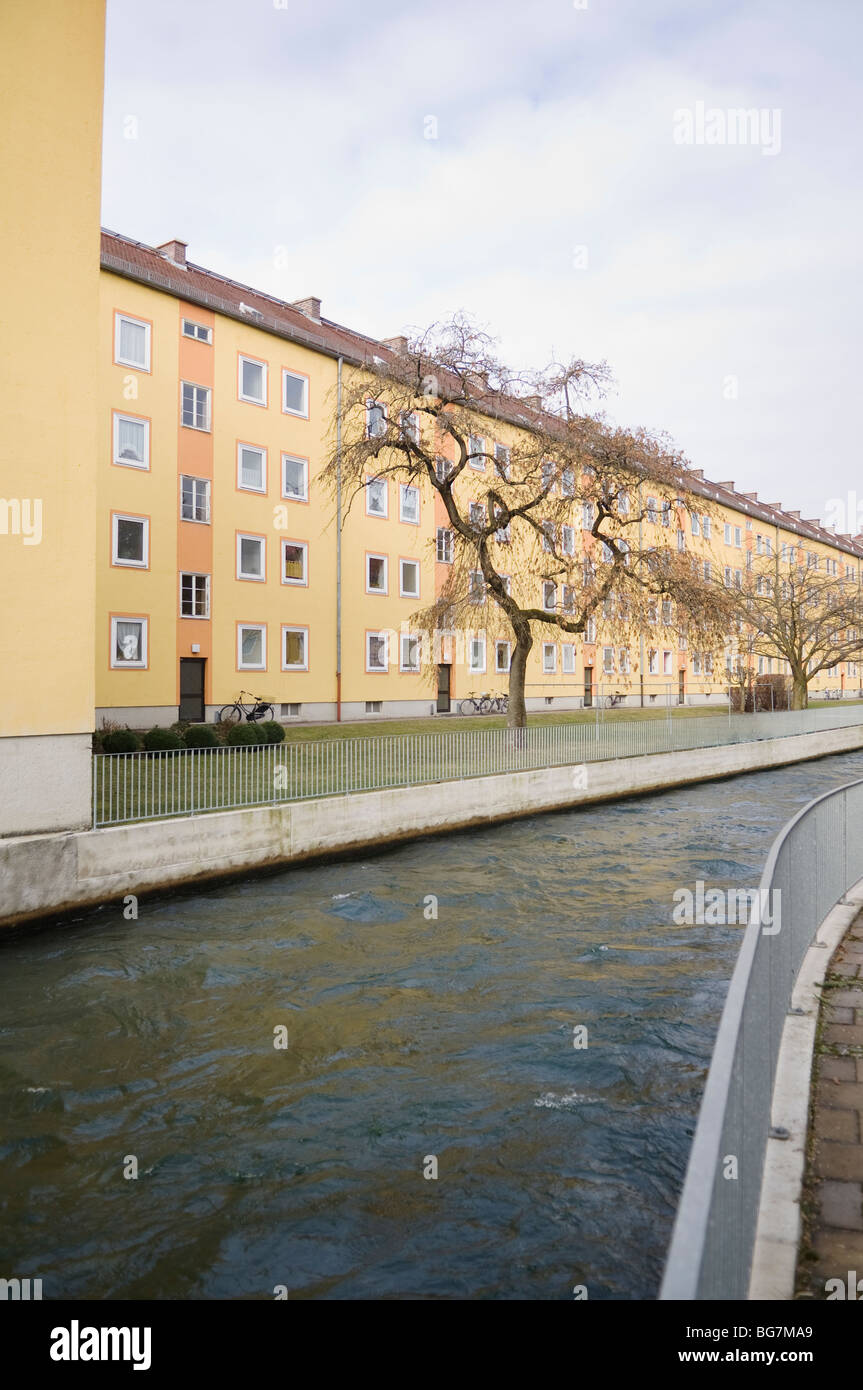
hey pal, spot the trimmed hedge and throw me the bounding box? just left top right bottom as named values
left=102, top=729, right=141, bottom=754
left=183, top=724, right=219, bottom=749
left=259, top=719, right=286, bottom=745
left=143, top=726, right=184, bottom=752
left=226, top=722, right=263, bottom=746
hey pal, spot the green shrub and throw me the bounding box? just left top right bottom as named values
left=102, top=728, right=141, bottom=754
left=183, top=724, right=219, bottom=749
left=170, top=718, right=192, bottom=735
left=143, top=726, right=184, bottom=752
left=226, top=722, right=263, bottom=746
left=259, top=719, right=286, bottom=744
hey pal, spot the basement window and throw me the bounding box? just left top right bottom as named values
left=365, top=700, right=383, bottom=714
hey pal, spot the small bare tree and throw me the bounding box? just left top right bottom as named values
left=722, top=551, right=863, bottom=709
left=325, top=316, right=734, bottom=727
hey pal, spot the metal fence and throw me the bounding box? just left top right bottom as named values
left=660, top=776, right=863, bottom=1300
left=92, top=704, right=863, bottom=829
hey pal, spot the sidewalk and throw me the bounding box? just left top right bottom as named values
left=796, top=917, right=863, bottom=1298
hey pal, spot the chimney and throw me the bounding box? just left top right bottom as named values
left=156, top=238, right=187, bottom=267
left=292, top=296, right=321, bottom=322
left=717, top=480, right=735, bottom=491
left=522, top=394, right=542, bottom=411
left=786, top=510, right=801, bottom=520
left=382, top=335, right=409, bottom=354
left=689, top=469, right=704, bottom=480
left=741, top=491, right=758, bottom=501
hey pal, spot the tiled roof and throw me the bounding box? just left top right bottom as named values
left=101, top=229, right=863, bottom=561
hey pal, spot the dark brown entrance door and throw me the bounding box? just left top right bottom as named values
left=437, top=663, right=451, bottom=712
left=179, top=658, right=206, bottom=722
left=678, top=670, right=685, bottom=705
left=583, top=666, right=593, bottom=708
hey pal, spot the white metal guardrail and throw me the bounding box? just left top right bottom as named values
left=92, top=705, right=863, bottom=829
left=660, top=775, right=863, bottom=1300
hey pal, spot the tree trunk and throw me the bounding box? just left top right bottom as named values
left=507, top=628, right=533, bottom=731
left=791, top=669, right=809, bottom=710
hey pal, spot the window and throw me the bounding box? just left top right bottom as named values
left=282, top=626, right=308, bottom=671
left=583, top=557, right=595, bottom=586
left=648, top=649, right=658, bottom=675
left=542, top=520, right=555, bottom=552
left=562, top=584, right=576, bottom=614
left=238, top=355, right=267, bottom=405
left=585, top=617, right=596, bottom=643
left=238, top=443, right=266, bottom=492
left=366, top=399, right=387, bottom=439
left=400, top=411, right=419, bottom=444
left=561, top=468, right=575, bottom=498
left=496, top=641, right=511, bottom=673
left=114, top=312, right=151, bottom=370
left=662, top=599, right=673, bottom=625
left=181, top=475, right=210, bottom=523
left=281, top=703, right=301, bottom=717
left=724, top=523, right=733, bottom=545
left=180, top=572, right=210, bottom=618
left=282, top=454, right=308, bottom=501
left=366, top=553, right=388, bottom=594
left=282, top=539, right=308, bottom=585
left=703, top=559, right=711, bottom=581
left=734, top=526, right=742, bottom=547
left=756, top=534, right=763, bottom=555
left=661, top=500, right=671, bottom=527
left=366, top=477, right=387, bottom=517
left=112, top=412, right=149, bottom=469
left=582, top=501, right=594, bottom=530
left=691, top=513, right=700, bottom=536
left=469, top=635, right=486, bottom=672
left=436, top=527, right=454, bottom=563
left=601, top=541, right=613, bottom=563
left=562, top=643, right=575, bottom=674
left=469, top=570, right=485, bottom=604
left=705, top=654, right=714, bottom=675
left=181, top=381, right=211, bottom=431
left=238, top=623, right=266, bottom=670
left=468, top=435, right=485, bottom=470
left=734, top=569, right=742, bottom=589
left=435, top=456, right=454, bottom=482
left=283, top=370, right=309, bottom=418
left=366, top=631, right=389, bottom=671
left=111, top=616, right=148, bottom=668
left=663, top=650, right=672, bottom=675
left=692, top=653, right=702, bottom=675
left=399, top=484, right=420, bottom=524
left=543, top=643, right=557, bottom=673
left=541, top=460, right=556, bottom=494
left=494, top=443, right=511, bottom=479
left=365, top=700, right=383, bottom=714
left=702, top=515, right=711, bottom=538
left=399, top=558, right=420, bottom=598
left=724, top=565, right=732, bottom=586
left=237, top=533, right=265, bottom=580
left=746, top=550, right=752, bottom=571
left=112, top=513, right=148, bottom=568
left=400, top=633, right=421, bottom=672
left=562, top=525, right=575, bottom=556
left=619, top=648, right=631, bottom=674
left=542, top=581, right=557, bottom=611
left=495, top=519, right=511, bottom=544
left=499, top=574, right=512, bottom=596
left=182, top=319, right=211, bottom=344
left=647, top=497, right=658, bottom=524
left=469, top=501, right=486, bottom=530
left=602, top=646, right=614, bottom=674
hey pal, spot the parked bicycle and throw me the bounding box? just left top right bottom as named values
left=218, top=690, right=275, bottom=723
left=604, top=691, right=625, bottom=709
left=458, top=692, right=509, bottom=715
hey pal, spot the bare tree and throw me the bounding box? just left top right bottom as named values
left=721, top=550, right=863, bottom=709
left=324, top=316, right=734, bottom=727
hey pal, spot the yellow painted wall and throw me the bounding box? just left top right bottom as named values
left=0, top=0, right=105, bottom=737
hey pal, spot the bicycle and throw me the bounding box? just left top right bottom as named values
left=218, top=690, right=276, bottom=724
left=489, top=694, right=509, bottom=714
left=604, top=691, right=625, bottom=709
left=458, top=691, right=493, bottom=715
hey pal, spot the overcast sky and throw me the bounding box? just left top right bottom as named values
left=102, top=0, right=863, bottom=530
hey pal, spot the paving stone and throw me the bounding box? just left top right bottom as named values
left=831, top=960, right=862, bottom=978
left=820, top=1083, right=863, bottom=1111
left=823, top=1024, right=863, bottom=1046
left=828, top=1006, right=856, bottom=1024
left=828, top=989, right=863, bottom=1008
left=857, top=1058, right=863, bottom=1082
left=813, top=1230, right=863, bottom=1281
left=818, top=1180, right=863, bottom=1230
left=815, top=1142, right=863, bottom=1181
left=820, top=1057, right=857, bottom=1081
left=816, top=1107, right=859, bottom=1142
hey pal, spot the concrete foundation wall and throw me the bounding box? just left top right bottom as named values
left=3, top=722, right=863, bottom=929
left=0, top=734, right=92, bottom=836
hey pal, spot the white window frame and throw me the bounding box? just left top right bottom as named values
left=180, top=475, right=211, bottom=524
left=562, top=643, right=575, bottom=674
left=237, top=443, right=267, bottom=493
left=111, top=513, right=149, bottom=568
left=281, top=453, right=309, bottom=501
left=237, top=623, right=266, bottom=671
left=110, top=616, right=148, bottom=669
left=238, top=354, right=268, bottom=406
left=542, top=581, right=557, bottom=612
left=436, top=527, right=454, bottom=563
left=542, top=643, right=557, bottom=673
left=561, top=525, right=575, bottom=556
left=468, top=634, right=486, bottom=672
left=366, top=630, right=389, bottom=672
left=399, top=483, right=420, bottom=525
left=179, top=571, right=210, bottom=619
left=400, top=632, right=422, bottom=673
left=281, top=625, right=309, bottom=672
left=468, top=570, right=485, bottom=605
left=663, top=650, right=672, bottom=676
left=282, top=369, right=309, bottom=419
left=602, top=646, right=615, bottom=674
left=281, top=538, right=308, bottom=586
left=237, top=533, right=265, bottom=581
left=366, top=552, right=388, bottom=595
left=181, top=381, right=211, bottom=432
left=112, top=412, right=150, bottom=470
left=399, top=557, right=420, bottom=598
left=365, top=399, right=388, bottom=439
left=182, top=319, right=212, bottom=344
left=494, top=443, right=511, bottom=480
left=495, top=641, right=511, bottom=673
left=365, top=477, right=388, bottom=518
left=648, top=649, right=658, bottom=675
left=114, top=312, right=151, bottom=371
left=467, top=435, right=485, bottom=471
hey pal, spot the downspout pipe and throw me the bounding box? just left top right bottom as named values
left=336, top=355, right=343, bottom=721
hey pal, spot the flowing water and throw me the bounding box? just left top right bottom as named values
left=3, top=750, right=863, bottom=1301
